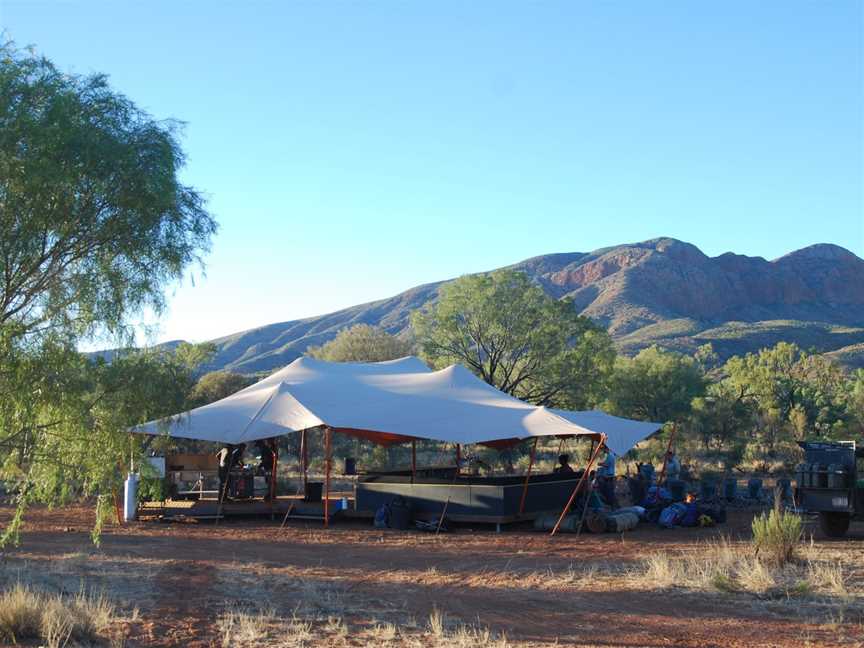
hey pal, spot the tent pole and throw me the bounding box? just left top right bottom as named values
left=270, top=440, right=278, bottom=520
left=575, top=467, right=600, bottom=537
left=656, top=422, right=677, bottom=486
left=550, top=435, right=605, bottom=536
left=411, top=440, right=416, bottom=485
left=301, top=429, right=308, bottom=493
left=518, top=438, right=539, bottom=517
left=324, top=426, right=332, bottom=528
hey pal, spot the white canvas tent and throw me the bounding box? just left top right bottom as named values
left=134, top=355, right=661, bottom=454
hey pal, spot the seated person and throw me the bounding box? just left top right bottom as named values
left=554, top=453, right=574, bottom=474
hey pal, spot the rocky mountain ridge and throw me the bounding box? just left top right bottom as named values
left=138, top=238, right=864, bottom=374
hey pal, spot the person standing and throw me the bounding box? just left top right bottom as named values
left=217, top=444, right=235, bottom=499
left=665, top=450, right=681, bottom=482
left=598, top=445, right=618, bottom=509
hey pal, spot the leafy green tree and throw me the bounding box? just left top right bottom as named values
left=722, top=343, right=855, bottom=447
left=0, top=343, right=213, bottom=545
left=0, top=44, right=216, bottom=343
left=605, top=345, right=706, bottom=422
left=306, top=324, right=413, bottom=363
left=187, top=370, right=255, bottom=408
left=411, top=270, right=615, bottom=408
left=0, top=44, right=216, bottom=545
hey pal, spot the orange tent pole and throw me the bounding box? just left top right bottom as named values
left=518, top=438, right=539, bottom=516
left=323, top=427, right=330, bottom=527
left=550, top=435, right=606, bottom=536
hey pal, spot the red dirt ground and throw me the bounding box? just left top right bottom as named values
left=2, top=504, right=862, bottom=647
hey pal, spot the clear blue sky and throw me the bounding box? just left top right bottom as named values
left=3, top=2, right=862, bottom=345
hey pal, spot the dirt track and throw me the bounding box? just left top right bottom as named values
left=2, top=505, right=862, bottom=647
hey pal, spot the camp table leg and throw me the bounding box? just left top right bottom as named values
left=518, top=437, right=538, bottom=516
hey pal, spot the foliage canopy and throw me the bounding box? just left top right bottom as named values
left=412, top=270, right=615, bottom=408
left=0, top=44, right=217, bottom=545
left=306, top=324, right=412, bottom=363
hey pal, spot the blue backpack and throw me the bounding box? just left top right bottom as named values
left=373, top=504, right=389, bottom=529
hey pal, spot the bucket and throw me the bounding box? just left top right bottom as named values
left=344, top=457, right=357, bottom=475
left=723, top=478, right=738, bottom=501
left=747, top=478, right=763, bottom=499
left=304, top=482, right=323, bottom=503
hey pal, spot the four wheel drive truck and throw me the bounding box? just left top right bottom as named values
left=796, top=440, right=864, bottom=538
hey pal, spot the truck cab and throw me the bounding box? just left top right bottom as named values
left=796, top=440, right=864, bottom=538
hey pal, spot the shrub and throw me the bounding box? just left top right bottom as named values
left=752, top=501, right=803, bottom=566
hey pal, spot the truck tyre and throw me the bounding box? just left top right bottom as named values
left=819, top=512, right=850, bottom=538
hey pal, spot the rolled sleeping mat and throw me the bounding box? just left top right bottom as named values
left=615, top=505, right=646, bottom=519
left=533, top=513, right=579, bottom=532
left=605, top=511, right=640, bottom=533
left=585, top=511, right=608, bottom=534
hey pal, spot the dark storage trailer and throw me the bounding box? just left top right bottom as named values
left=796, top=441, right=864, bottom=537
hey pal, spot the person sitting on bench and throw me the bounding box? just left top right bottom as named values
left=554, top=453, right=574, bottom=474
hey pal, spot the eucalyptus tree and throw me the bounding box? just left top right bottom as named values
left=411, top=270, right=615, bottom=408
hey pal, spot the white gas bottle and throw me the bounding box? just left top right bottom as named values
left=123, top=473, right=139, bottom=522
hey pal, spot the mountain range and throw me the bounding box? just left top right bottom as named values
left=160, top=237, right=864, bottom=374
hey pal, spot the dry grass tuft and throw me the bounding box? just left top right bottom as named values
left=633, top=537, right=862, bottom=617
left=424, top=608, right=510, bottom=647
left=218, top=604, right=276, bottom=647
left=0, top=583, right=117, bottom=647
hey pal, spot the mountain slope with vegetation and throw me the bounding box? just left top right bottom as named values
left=192, top=237, right=864, bottom=373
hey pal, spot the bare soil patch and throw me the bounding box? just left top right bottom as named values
left=1, top=505, right=861, bottom=647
